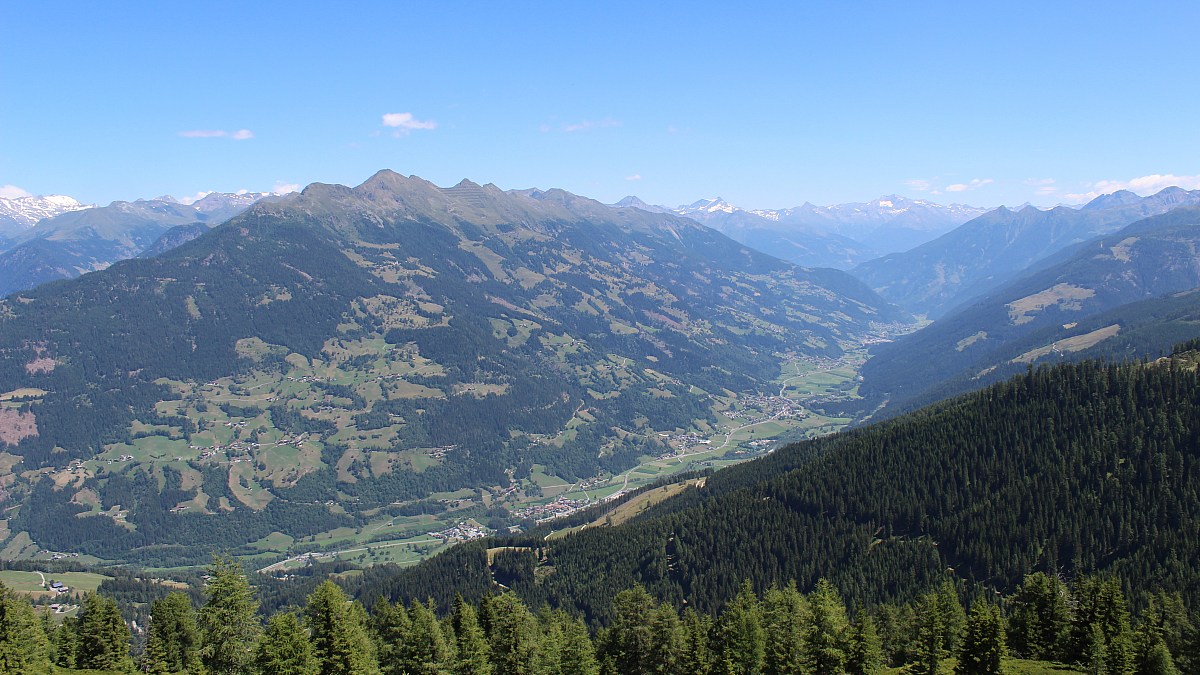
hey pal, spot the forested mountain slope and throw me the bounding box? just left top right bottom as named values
left=355, top=346, right=1200, bottom=625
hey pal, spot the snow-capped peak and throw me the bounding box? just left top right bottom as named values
left=0, top=194, right=93, bottom=230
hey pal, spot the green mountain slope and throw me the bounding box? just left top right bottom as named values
left=859, top=206, right=1200, bottom=414
left=0, top=170, right=903, bottom=565
left=354, top=346, right=1200, bottom=624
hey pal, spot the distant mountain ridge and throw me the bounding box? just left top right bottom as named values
left=0, top=192, right=278, bottom=297
left=0, top=194, right=92, bottom=238
left=614, top=194, right=988, bottom=269
left=852, top=186, right=1200, bottom=317
left=859, top=205, right=1200, bottom=414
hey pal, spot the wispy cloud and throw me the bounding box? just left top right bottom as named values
left=0, top=184, right=32, bottom=199
left=382, top=112, right=437, bottom=136
left=905, top=179, right=934, bottom=192
left=562, top=118, right=621, bottom=133
left=945, top=178, right=994, bottom=192
left=273, top=181, right=301, bottom=194
left=625, top=174, right=642, bottom=181
left=1063, top=173, right=1200, bottom=203
left=178, top=129, right=254, bottom=140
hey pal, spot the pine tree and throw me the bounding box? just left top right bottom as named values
left=402, top=599, right=452, bottom=675
left=76, top=592, right=133, bottom=672
left=956, top=600, right=1004, bottom=675
left=0, top=581, right=52, bottom=674
left=803, top=579, right=848, bottom=675
left=255, top=612, right=317, bottom=675
left=601, top=585, right=657, bottom=674
left=483, top=592, right=539, bottom=675
left=303, top=580, right=380, bottom=675
left=913, top=592, right=946, bottom=675
left=199, top=554, right=262, bottom=675
left=144, top=591, right=202, bottom=673
left=373, top=598, right=412, bottom=675
left=555, top=610, right=599, bottom=675
left=679, top=607, right=715, bottom=675
left=1006, top=572, right=1069, bottom=660
left=449, top=594, right=492, bottom=675
left=714, top=580, right=765, bottom=675
left=762, top=584, right=807, bottom=675
left=847, top=615, right=884, bottom=675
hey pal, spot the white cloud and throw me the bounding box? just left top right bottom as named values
left=625, top=174, right=642, bottom=181
left=178, top=129, right=254, bottom=140
left=945, top=178, right=994, bottom=192
left=381, top=112, right=437, bottom=135
left=905, top=179, right=934, bottom=192
left=0, top=184, right=33, bottom=199
left=272, top=181, right=301, bottom=194
left=1064, top=173, right=1200, bottom=204
left=562, top=118, right=621, bottom=133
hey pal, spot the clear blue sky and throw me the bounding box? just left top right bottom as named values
left=3, top=1, right=1198, bottom=209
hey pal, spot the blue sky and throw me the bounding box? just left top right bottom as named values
left=2, top=1, right=1198, bottom=209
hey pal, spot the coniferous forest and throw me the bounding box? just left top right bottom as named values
left=1, top=555, right=1197, bottom=674
left=4, top=346, right=1200, bottom=673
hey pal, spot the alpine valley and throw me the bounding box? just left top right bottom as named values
left=0, top=170, right=906, bottom=567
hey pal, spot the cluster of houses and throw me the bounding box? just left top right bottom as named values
left=431, top=521, right=488, bottom=541
left=513, top=495, right=591, bottom=523
left=658, top=431, right=712, bottom=454
left=727, top=393, right=802, bottom=424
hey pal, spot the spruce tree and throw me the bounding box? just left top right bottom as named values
left=601, top=585, right=657, bottom=674
left=373, top=599, right=412, bottom=675
left=483, top=592, right=540, bottom=675
left=0, top=582, right=52, bottom=674
left=303, top=580, right=380, bottom=675
left=913, top=592, right=946, bottom=675
left=199, top=555, right=261, bottom=675
left=762, top=584, right=807, bottom=675
left=847, top=615, right=884, bottom=675
left=679, top=607, right=715, bottom=675
left=76, top=592, right=134, bottom=672
left=145, top=591, right=202, bottom=674
left=803, top=579, right=848, bottom=675
left=255, top=612, right=318, bottom=675
left=402, top=599, right=452, bottom=675
left=715, top=580, right=765, bottom=675
left=956, top=600, right=1004, bottom=675
left=1006, top=572, right=1069, bottom=660
left=449, top=594, right=492, bottom=675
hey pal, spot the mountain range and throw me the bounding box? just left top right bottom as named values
left=617, top=194, right=988, bottom=269
left=858, top=205, right=1200, bottom=415
left=0, top=170, right=903, bottom=565
left=0, top=192, right=275, bottom=297
left=852, top=187, right=1200, bottom=317
left=0, top=194, right=92, bottom=239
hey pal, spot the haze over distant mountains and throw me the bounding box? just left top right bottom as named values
left=853, top=187, right=1200, bottom=317
left=615, top=194, right=990, bottom=269
left=860, top=204, right=1200, bottom=415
